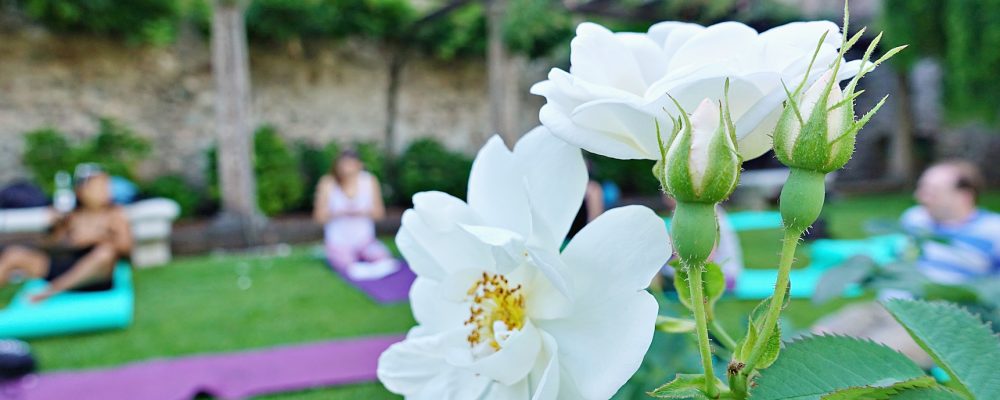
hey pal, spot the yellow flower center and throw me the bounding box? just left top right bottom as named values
left=465, top=272, right=526, bottom=351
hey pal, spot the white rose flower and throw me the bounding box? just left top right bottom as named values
left=530, top=20, right=863, bottom=161
left=377, top=127, right=671, bottom=399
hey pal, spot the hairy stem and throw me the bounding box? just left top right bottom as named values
left=688, top=263, right=719, bottom=398
left=745, top=229, right=800, bottom=372
left=710, top=318, right=738, bottom=352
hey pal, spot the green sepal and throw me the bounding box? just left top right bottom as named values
left=674, top=261, right=725, bottom=319
left=649, top=374, right=727, bottom=399
left=655, top=315, right=697, bottom=334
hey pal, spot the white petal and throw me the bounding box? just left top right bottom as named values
left=513, top=126, right=588, bottom=248
left=409, top=277, right=472, bottom=335
left=667, top=22, right=758, bottom=72
left=539, top=103, right=649, bottom=160
left=540, top=291, right=659, bottom=400
left=560, top=205, right=670, bottom=302
left=760, top=20, right=842, bottom=53
left=615, top=32, right=669, bottom=87
left=657, top=22, right=705, bottom=62
left=379, top=330, right=488, bottom=398
left=529, top=331, right=561, bottom=400
left=397, top=195, right=494, bottom=280
left=688, top=99, right=722, bottom=184
left=569, top=99, right=661, bottom=159
left=454, top=321, right=544, bottom=385
left=569, top=23, right=648, bottom=95
left=468, top=135, right=533, bottom=237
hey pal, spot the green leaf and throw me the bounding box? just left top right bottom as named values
left=649, top=374, right=724, bottom=399
left=673, top=262, right=725, bottom=318
left=656, top=316, right=697, bottom=334
left=751, top=335, right=928, bottom=400
left=734, top=296, right=783, bottom=366
left=883, top=299, right=1000, bottom=399
left=812, top=255, right=877, bottom=305
left=820, top=376, right=937, bottom=399
left=889, top=387, right=968, bottom=400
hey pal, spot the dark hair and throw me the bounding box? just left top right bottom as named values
left=937, top=160, right=984, bottom=202
left=329, top=148, right=362, bottom=185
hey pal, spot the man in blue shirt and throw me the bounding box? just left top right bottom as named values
left=901, top=160, right=1000, bottom=284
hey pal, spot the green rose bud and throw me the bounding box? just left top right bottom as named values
left=656, top=96, right=741, bottom=205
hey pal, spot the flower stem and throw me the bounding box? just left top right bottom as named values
left=744, top=229, right=800, bottom=372
left=688, top=263, right=719, bottom=398
left=710, top=318, right=737, bottom=351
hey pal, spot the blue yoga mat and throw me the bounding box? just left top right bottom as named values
left=0, top=262, right=134, bottom=339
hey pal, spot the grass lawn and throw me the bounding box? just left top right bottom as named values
left=2, top=191, right=997, bottom=398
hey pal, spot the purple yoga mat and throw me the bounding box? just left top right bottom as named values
left=0, top=335, right=404, bottom=400
left=331, top=262, right=416, bottom=304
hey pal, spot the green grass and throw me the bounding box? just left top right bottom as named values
left=2, top=246, right=412, bottom=399
left=3, top=191, right=997, bottom=398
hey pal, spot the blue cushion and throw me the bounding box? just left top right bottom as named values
left=0, top=263, right=133, bottom=339
left=733, top=267, right=863, bottom=300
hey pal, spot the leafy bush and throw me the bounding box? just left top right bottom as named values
left=295, top=140, right=339, bottom=210
left=588, top=153, right=661, bottom=196
left=142, top=174, right=202, bottom=217
left=21, top=118, right=151, bottom=194
left=395, top=138, right=472, bottom=205
left=503, top=0, right=574, bottom=59
left=206, top=125, right=304, bottom=216
left=245, top=0, right=415, bottom=43
left=252, top=125, right=304, bottom=216
left=21, top=0, right=182, bottom=45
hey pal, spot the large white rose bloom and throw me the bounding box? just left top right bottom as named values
left=530, top=20, right=862, bottom=161
left=377, top=127, right=671, bottom=399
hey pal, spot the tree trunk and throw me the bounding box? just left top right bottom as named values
left=385, top=49, right=406, bottom=155
left=486, top=0, right=518, bottom=144
left=212, top=0, right=263, bottom=245
left=889, top=70, right=916, bottom=184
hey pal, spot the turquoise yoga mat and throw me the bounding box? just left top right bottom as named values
left=664, top=210, right=905, bottom=299
left=0, top=262, right=134, bottom=339
left=733, top=235, right=906, bottom=300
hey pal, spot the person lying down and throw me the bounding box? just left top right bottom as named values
left=0, top=167, right=131, bottom=303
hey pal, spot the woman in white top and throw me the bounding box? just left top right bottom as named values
left=313, top=150, right=398, bottom=280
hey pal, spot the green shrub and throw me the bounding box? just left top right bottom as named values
left=142, top=174, right=202, bottom=217
left=295, top=140, right=339, bottom=210
left=252, top=125, right=304, bottom=216
left=22, top=128, right=73, bottom=194
left=21, top=118, right=151, bottom=194
left=206, top=124, right=304, bottom=216
left=22, top=0, right=182, bottom=45
left=588, top=153, right=661, bottom=196
left=245, top=0, right=415, bottom=43
left=395, top=138, right=472, bottom=205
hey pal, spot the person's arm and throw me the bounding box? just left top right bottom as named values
left=313, top=176, right=334, bottom=224
left=585, top=181, right=604, bottom=222
left=109, top=207, right=133, bottom=256
left=369, top=176, right=386, bottom=221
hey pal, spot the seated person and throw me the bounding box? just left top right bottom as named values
left=900, top=160, right=1000, bottom=284
left=0, top=167, right=132, bottom=302
left=659, top=195, right=745, bottom=290
left=814, top=160, right=1000, bottom=367
left=313, top=150, right=398, bottom=281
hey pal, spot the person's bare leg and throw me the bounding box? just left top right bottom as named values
left=0, top=245, right=49, bottom=287
left=30, top=243, right=116, bottom=302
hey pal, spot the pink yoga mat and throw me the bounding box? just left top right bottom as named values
left=0, top=335, right=404, bottom=400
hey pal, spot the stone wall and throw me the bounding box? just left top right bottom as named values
left=0, top=28, right=547, bottom=185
